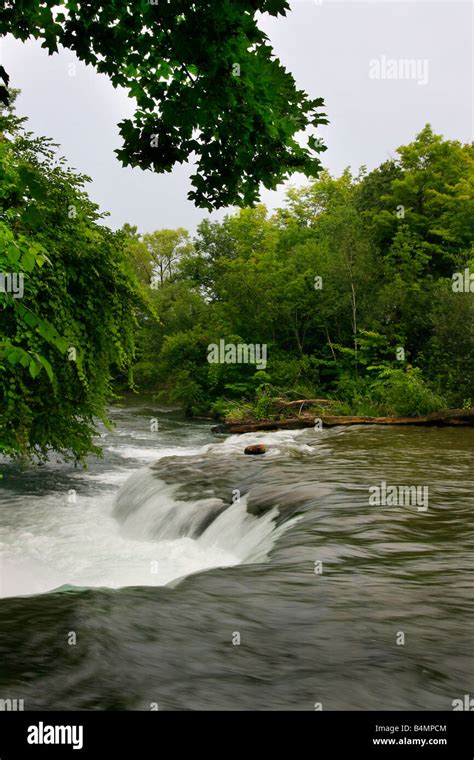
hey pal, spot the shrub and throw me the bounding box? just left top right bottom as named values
left=371, top=367, right=447, bottom=416
left=334, top=367, right=446, bottom=417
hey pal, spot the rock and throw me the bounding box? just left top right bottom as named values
left=244, top=444, right=266, bottom=455
left=211, top=424, right=228, bottom=433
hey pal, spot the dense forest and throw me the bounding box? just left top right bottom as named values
left=1, top=108, right=473, bottom=463
left=126, top=125, right=474, bottom=422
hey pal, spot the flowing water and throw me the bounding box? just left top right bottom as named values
left=0, top=399, right=472, bottom=710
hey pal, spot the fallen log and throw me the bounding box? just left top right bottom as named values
left=211, top=408, right=474, bottom=434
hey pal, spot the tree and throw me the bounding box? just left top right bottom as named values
left=0, top=0, right=328, bottom=209
left=144, top=228, right=191, bottom=286
left=133, top=279, right=207, bottom=389
left=361, top=125, right=474, bottom=275
left=121, top=225, right=154, bottom=287
left=0, top=110, right=140, bottom=462
left=131, top=127, right=473, bottom=416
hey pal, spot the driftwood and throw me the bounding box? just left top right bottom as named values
left=212, top=408, right=474, bottom=434
left=275, top=398, right=337, bottom=408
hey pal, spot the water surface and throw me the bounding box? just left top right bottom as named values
left=0, top=401, right=472, bottom=710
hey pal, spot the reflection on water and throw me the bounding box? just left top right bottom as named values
left=0, top=400, right=473, bottom=710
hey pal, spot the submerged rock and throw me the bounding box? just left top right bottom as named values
left=244, top=444, right=266, bottom=456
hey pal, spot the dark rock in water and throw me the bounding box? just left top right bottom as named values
left=211, top=423, right=228, bottom=434
left=244, top=444, right=266, bottom=456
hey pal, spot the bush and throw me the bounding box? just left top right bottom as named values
left=333, top=374, right=381, bottom=416
left=371, top=367, right=447, bottom=416
left=167, top=369, right=209, bottom=416
left=333, top=367, right=447, bottom=417
left=253, top=391, right=276, bottom=421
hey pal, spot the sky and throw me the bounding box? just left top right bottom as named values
left=1, top=0, right=472, bottom=235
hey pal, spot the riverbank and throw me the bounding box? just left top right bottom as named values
left=212, top=407, right=474, bottom=434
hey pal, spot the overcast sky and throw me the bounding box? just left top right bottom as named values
left=1, top=1, right=472, bottom=234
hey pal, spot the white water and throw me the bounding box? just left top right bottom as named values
left=0, top=429, right=308, bottom=599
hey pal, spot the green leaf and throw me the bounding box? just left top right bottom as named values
left=29, top=359, right=41, bottom=378
left=21, top=250, right=37, bottom=273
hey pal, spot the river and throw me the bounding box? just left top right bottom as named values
left=0, top=398, right=472, bottom=710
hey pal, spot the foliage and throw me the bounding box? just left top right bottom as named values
left=0, top=0, right=328, bottom=208
left=371, top=367, right=447, bottom=417
left=333, top=367, right=447, bottom=418
left=126, top=126, right=473, bottom=420
left=0, top=112, right=140, bottom=461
